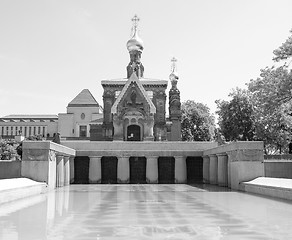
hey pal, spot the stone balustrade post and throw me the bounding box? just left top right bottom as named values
left=56, top=155, right=64, bottom=187
left=217, top=153, right=228, bottom=187
left=89, top=156, right=102, bottom=183
left=175, top=156, right=187, bottom=183
left=202, top=155, right=210, bottom=183
left=117, top=156, right=129, bottom=183
left=63, top=156, right=70, bottom=186
left=209, top=154, right=218, bottom=185
left=146, top=156, right=158, bottom=183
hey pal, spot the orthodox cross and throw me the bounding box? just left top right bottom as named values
left=171, top=57, right=177, bottom=73
left=132, top=15, right=140, bottom=28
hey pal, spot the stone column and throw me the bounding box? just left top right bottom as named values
left=69, top=156, right=75, bottom=184
left=217, top=153, right=228, bottom=187
left=209, top=154, right=218, bottom=185
left=89, top=156, right=102, bottom=183
left=202, top=155, right=210, bottom=184
left=56, top=155, right=64, bottom=187
left=146, top=156, right=158, bottom=183
left=117, top=156, right=129, bottom=183
left=63, top=156, right=70, bottom=186
left=175, top=156, right=187, bottom=183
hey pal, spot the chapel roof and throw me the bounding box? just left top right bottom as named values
left=67, top=89, right=99, bottom=107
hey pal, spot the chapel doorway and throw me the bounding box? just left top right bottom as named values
left=127, top=125, right=141, bottom=141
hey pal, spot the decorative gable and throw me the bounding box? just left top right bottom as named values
left=111, top=73, right=156, bottom=114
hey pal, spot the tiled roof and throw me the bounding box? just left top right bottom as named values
left=67, top=89, right=99, bottom=107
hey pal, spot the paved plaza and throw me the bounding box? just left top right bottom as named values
left=1, top=184, right=292, bottom=239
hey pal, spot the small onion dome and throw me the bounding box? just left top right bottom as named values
left=169, top=71, right=179, bottom=82
left=127, top=27, right=144, bottom=52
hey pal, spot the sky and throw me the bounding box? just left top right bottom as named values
left=1, top=0, right=292, bottom=118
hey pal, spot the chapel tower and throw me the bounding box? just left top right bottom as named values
left=101, top=15, right=170, bottom=141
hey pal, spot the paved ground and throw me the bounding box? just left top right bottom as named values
left=1, top=184, right=292, bottom=239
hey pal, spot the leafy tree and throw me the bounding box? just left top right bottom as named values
left=216, top=88, right=255, bottom=142
left=248, top=66, right=292, bottom=154
left=181, top=100, right=215, bottom=141
left=273, top=29, right=292, bottom=62
left=247, top=29, right=292, bottom=154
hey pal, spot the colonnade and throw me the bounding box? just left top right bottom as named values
left=87, top=156, right=187, bottom=184
left=0, top=125, right=48, bottom=137
left=56, top=155, right=73, bottom=187
left=202, top=153, right=229, bottom=187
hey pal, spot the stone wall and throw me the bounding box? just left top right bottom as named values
left=0, top=161, right=21, bottom=179
left=264, top=155, right=292, bottom=179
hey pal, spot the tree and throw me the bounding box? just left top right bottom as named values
left=247, top=28, right=292, bottom=154
left=273, top=29, right=292, bottom=62
left=181, top=100, right=215, bottom=141
left=248, top=66, right=292, bottom=154
left=216, top=88, right=255, bottom=142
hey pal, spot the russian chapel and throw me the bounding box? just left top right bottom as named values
left=99, top=15, right=181, bottom=141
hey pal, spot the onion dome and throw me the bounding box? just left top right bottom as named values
left=126, top=15, right=144, bottom=52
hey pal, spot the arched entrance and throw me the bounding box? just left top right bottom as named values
left=127, top=125, right=141, bottom=141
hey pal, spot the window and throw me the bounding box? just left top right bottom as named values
left=79, top=125, right=87, bottom=137
left=34, top=127, right=36, bottom=135
left=29, top=127, right=31, bottom=136
left=24, top=127, right=27, bottom=136
left=11, top=126, right=13, bottom=135
left=1, top=127, right=3, bottom=136
left=43, top=127, right=45, bottom=137
left=38, top=126, right=41, bottom=135
left=6, top=127, right=8, bottom=136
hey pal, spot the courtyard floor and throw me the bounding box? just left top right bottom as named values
left=0, top=184, right=292, bottom=239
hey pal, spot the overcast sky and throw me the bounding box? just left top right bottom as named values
left=1, top=0, right=292, bottom=118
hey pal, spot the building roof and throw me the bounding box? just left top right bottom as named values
left=1, top=114, right=58, bottom=119
left=67, top=89, right=99, bottom=107
left=101, top=78, right=168, bottom=86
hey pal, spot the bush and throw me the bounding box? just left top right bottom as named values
left=0, top=139, right=21, bottom=161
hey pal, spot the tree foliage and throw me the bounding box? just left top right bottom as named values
left=273, top=29, right=292, bottom=62
left=246, top=29, right=292, bottom=154
left=216, top=88, right=255, bottom=142
left=0, top=139, right=21, bottom=160
left=248, top=66, right=292, bottom=154
left=181, top=100, right=215, bottom=141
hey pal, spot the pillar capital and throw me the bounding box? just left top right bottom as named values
left=216, top=152, right=227, bottom=157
